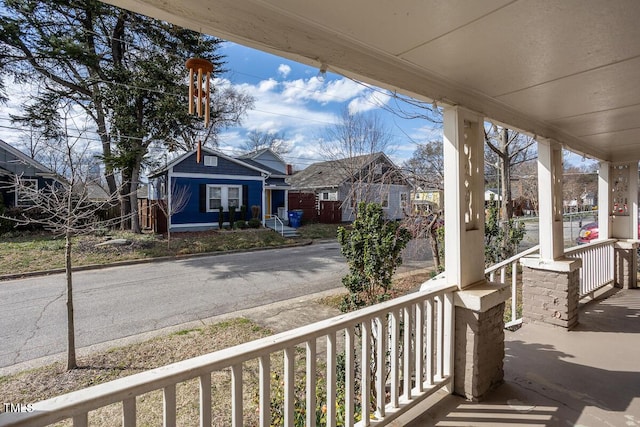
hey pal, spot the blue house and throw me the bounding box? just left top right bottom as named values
left=149, top=147, right=290, bottom=232
left=0, top=139, right=62, bottom=209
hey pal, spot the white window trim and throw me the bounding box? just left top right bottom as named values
left=206, top=184, right=242, bottom=212
left=400, top=192, right=409, bottom=208
left=16, top=178, right=38, bottom=207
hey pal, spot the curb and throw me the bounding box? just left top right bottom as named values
left=0, top=239, right=315, bottom=281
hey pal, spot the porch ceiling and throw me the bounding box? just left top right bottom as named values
left=103, top=0, right=640, bottom=163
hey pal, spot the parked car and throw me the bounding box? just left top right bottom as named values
left=576, top=221, right=640, bottom=244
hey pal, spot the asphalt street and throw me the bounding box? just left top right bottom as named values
left=0, top=242, right=354, bottom=370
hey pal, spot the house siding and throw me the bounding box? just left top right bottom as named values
left=170, top=177, right=263, bottom=230
left=340, top=183, right=410, bottom=222
left=173, top=153, right=262, bottom=176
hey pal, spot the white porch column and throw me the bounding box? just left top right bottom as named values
left=598, top=162, right=611, bottom=240
left=609, top=163, right=638, bottom=239
left=443, top=106, right=485, bottom=289
left=442, top=107, right=508, bottom=401
left=522, top=139, right=581, bottom=329
left=608, top=162, right=639, bottom=289
left=537, top=139, right=564, bottom=260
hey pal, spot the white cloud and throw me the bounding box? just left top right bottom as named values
left=348, top=89, right=392, bottom=115
left=277, top=64, right=291, bottom=78
left=281, top=77, right=365, bottom=105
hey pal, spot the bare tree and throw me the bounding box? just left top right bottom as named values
left=5, top=135, right=122, bottom=370
left=153, top=182, right=191, bottom=248
left=240, top=130, right=291, bottom=155
left=484, top=125, right=537, bottom=220
left=403, top=139, right=444, bottom=191
left=319, top=109, right=401, bottom=216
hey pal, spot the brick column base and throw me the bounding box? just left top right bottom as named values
left=454, top=302, right=505, bottom=400
left=521, top=257, right=581, bottom=329
left=615, top=241, right=638, bottom=289
left=453, top=281, right=509, bottom=401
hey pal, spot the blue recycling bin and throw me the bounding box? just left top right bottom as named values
left=288, top=209, right=303, bottom=228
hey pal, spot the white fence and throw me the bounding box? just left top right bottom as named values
left=0, top=281, right=457, bottom=427
left=565, top=239, right=616, bottom=298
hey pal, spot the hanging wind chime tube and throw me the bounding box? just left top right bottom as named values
left=186, top=57, right=214, bottom=128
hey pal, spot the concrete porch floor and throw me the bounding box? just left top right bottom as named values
left=408, top=287, right=640, bottom=426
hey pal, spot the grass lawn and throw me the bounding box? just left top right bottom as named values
left=0, top=228, right=301, bottom=276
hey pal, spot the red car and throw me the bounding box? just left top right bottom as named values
left=576, top=221, right=640, bottom=244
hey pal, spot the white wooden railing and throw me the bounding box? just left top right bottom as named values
left=485, top=245, right=540, bottom=328
left=0, top=281, right=457, bottom=427
left=565, top=239, right=616, bottom=298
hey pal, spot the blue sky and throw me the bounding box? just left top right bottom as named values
left=214, top=42, right=440, bottom=169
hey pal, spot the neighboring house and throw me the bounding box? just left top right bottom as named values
left=0, top=139, right=61, bottom=209
left=287, top=152, right=411, bottom=222
left=412, top=187, right=442, bottom=214
left=149, top=147, right=290, bottom=232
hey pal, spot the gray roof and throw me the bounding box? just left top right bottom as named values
left=287, top=152, right=396, bottom=190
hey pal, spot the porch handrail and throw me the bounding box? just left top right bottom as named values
left=1, top=281, right=458, bottom=427
left=484, top=245, right=540, bottom=328
left=565, top=238, right=616, bottom=298
left=273, top=214, right=285, bottom=236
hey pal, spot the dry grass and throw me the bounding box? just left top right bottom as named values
left=0, top=229, right=296, bottom=276
left=0, top=318, right=273, bottom=426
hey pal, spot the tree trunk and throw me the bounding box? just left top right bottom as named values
left=500, top=129, right=513, bottom=220
left=129, top=158, right=142, bottom=234
left=65, top=231, right=77, bottom=370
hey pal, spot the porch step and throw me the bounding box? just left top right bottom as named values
left=265, top=218, right=299, bottom=237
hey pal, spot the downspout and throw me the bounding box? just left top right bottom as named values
left=167, top=169, right=172, bottom=232
left=261, top=173, right=267, bottom=226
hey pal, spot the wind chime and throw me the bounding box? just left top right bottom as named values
left=186, top=57, right=214, bottom=162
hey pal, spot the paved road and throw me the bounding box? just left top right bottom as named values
left=0, top=240, right=434, bottom=371
left=0, top=242, right=351, bottom=370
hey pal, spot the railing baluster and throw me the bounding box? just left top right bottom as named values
left=72, top=414, right=88, bottom=427
left=511, top=260, right=518, bottom=324
left=259, top=356, right=271, bottom=427
left=284, top=348, right=295, bottom=427
left=443, top=292, right=454, bottom=381
left=361, top=319, right=371, bottom=426
left=306, top=339, right=317, bottom=427
left=500, top=266, right=506, bottom=284
left=345, top=327, right=355, bottom=426
left=425, top=297, right=434, bottom=386
left=123, top=397, right=136, bottom=427
left=327, top=331, right=337, bottom=427
left=199, top=374, right=211, bottom=427
left=375, top=315, right=387, bottom=419
left=163, top=384, right=176, bottom=427
left=415, top=301, right=424, bottom=393
left=436, top=295, right=444, bottom=380
left=403, top=304, right=413, bottom=402
left=389, top=309, right=400, bottom=408
left=231, top=364, right=243, bottom=427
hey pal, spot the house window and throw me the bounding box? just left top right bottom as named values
left=400, top=192, right=408, bottom=209
left=208, top=186, right=222, bottom=210
left=228, top=187, right=240, bottom=208
left=207, top=185, right=242, bottom=211
left=204, top=155, right=218, bottom=167
left=381, top=194, right=389, bottom=208
left=17, top=178, right=38, bottom=206
left=320, top=191, right=337, bottom=201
